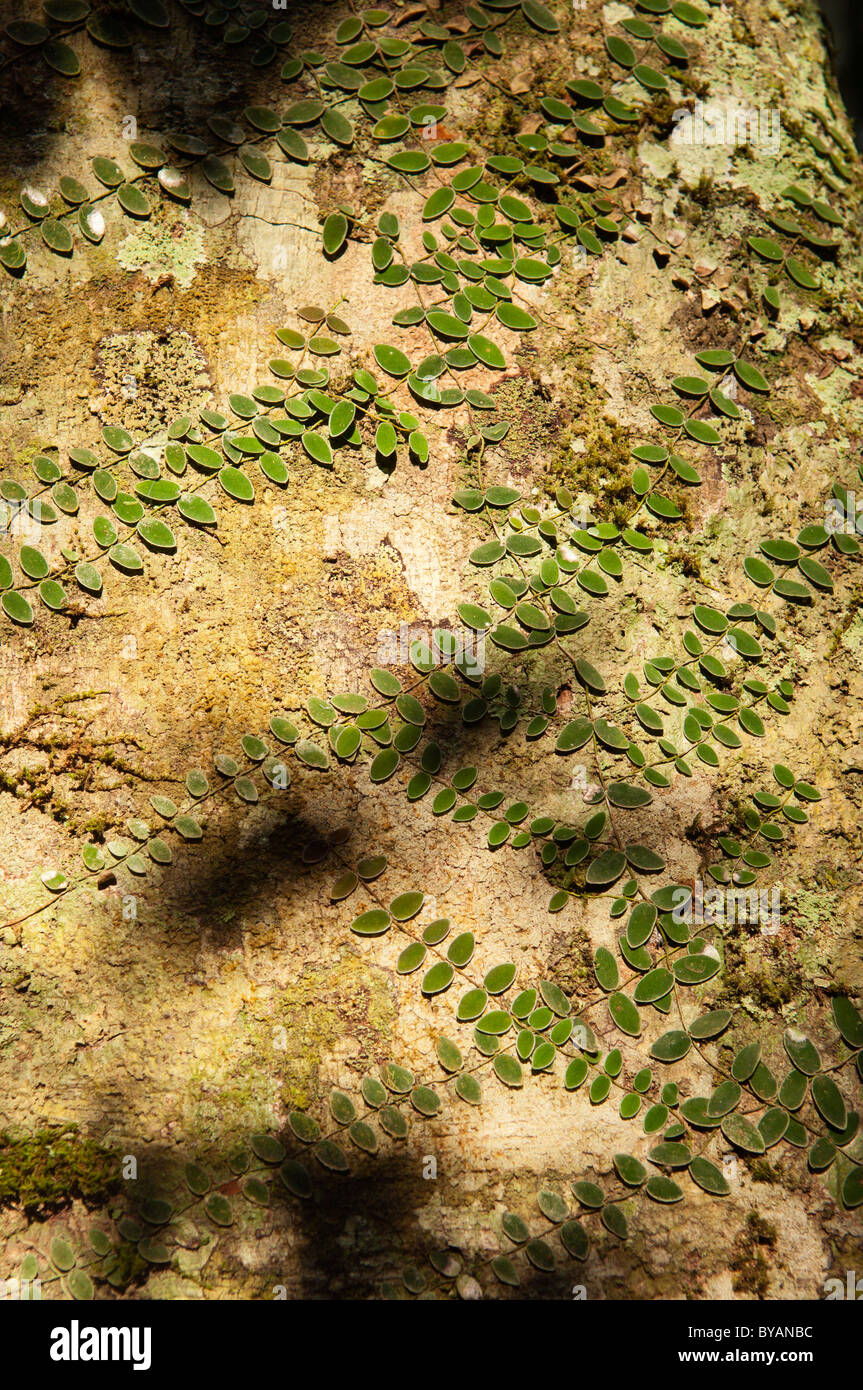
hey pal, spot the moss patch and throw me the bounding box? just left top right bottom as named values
left=731, top=1211, right=777, bottom=1299
left=490, top=371, right=632, bottom=521
left=544, top=924, right=595, bottom=999
left=0, top=1128, right=119, bottom=1214
left=275, top=951, right=396, bottom=1111
left=543, top=407, right=632, bottom=523
left=718, top=937, right=805, bottom=1014
left=95, top=328, right=211, bottom=437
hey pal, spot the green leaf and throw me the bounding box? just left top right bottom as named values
left=388, top=151, right=430, bottom=174
left=812, top=1075, right=846, bottom=1131
left=521, top=0, right=559, bottom=32
left=783, top=1028, right=821, bottom=1075
left=721, top=1113, right=766, bottom=1154
left=633, top=63, right=668, bottom=91
left=786, top=257, right=818, bottom=289
left=44, top=38, right=81, bottom=76
left=374, top=344, right=411, bottom=377
left=178, top=495, right=216, bottom=526
left=118, top=183, right=151, bottom=218
left=239, top=149, right=272, bottom=184
left=672, top=1, right=708, bottom=23
left=477, top=1009, right=512, bottom=1036
left=370, top=748, right=400, bottom=782
left=137, top=518, right=175, bottom=550
left=423, top=187, right=455, bottom=221
left=468, top=334, right=505, bottom=369
left=633, top=968, right=673, bottom=1005
left=609, top=993, right=641, bottom=1035
left=832, top=998, right=863, bottom=1049
left=484, top=963, right=516, bottom=994
left=525, top=1237, right=556, bottom=1271
left=556, top=718, right=593, bottom=753
left=594, top=947, right=619, bottom=991
left=279, top=1140, right=317, bottom=1185
left=41, top=217, right=73, bottom=254
left=744, top=556, right=774, bottom=586
left=650, top=1030, right=691, bottom=1063
left=601, top=1205, right=628, bottom=1239
left=457, top=988, right=488, bottom=1022
left=607, top=782, right=652, bottom=808
left=689, top=1156, right=730, bottom=1195
left=201, top=155, right=235, bottom=194
left=586, top=850, right=626, bottom=887
left=493, top=1054, right=523, bottom=1088
left=843, top=1167, right=863, bottom=1209
left=614, top=1153, right=647, bottom=1186
left=323, top=212, right=348, bottom=256
left=646, top=1175, right=683, bottom=1203
left=295, top=739, right=329, bottom=770
left=350, top=908, right=391, bottom=937
left=302, top=431, right=333, bottom=467
left=565, top=1057, right=588, bottom=1090
left=539, top=979, right=570, bottom=1016
left=625, top=845, right=665, bottom=873
left=572, top=1179, right=603, bottom=1210
left=734, top=359, right=770, bottom=393
left=689, top=1010, right=732, bottom=1040
left=731, top=1042, right=762, bottom=1082
left=748, top=235, right=784, bottom=261
left=497, top=302, right=537, bottom=331
left=397, top=942, right=426, bottom=975
left=390, top=890, right=424, bottom=922
left=315, top=1140, right=349, bottom=1173
left=797, top=555, right=833, bottom=591
left=322, top=109, right=354, bottom=146
left=206, top=1195, right=234, bottom=1226
left=674, top=952, right=721, bottom=984
left=537, top=1188, right=569, bottom=1222
left=492, top=1255, right=519, bottom=1285
left=219, top=466, right=255, bottom=502
left=626, top=902, right=657, bottom=948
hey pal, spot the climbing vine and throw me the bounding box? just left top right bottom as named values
left=0, top=0, right=861, bottom=1300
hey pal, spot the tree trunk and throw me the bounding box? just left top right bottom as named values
left=0, top=0, right=861, bottom=1302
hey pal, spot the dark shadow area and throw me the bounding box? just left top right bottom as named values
left=0, top=1123, right=602, bottom=1298
left=818, top=0, right=863, bottom=149
left=2, top=0, right=852, bottom=1305
left=148, top=794, right=373, bottom=941
left=0, top=1, right=342, bottom=179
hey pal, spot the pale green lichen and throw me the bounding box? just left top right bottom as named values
left=117, top=212, right=205, bottom=288
left=183, top=951, right=396, bottom=1142
left=840, top=612, right=863, bottom=663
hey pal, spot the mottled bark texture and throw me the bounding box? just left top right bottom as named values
left=0, top=0, right=861, bottom=1301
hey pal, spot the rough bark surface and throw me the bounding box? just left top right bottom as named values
left=0, top=0, right=861, bottom=1301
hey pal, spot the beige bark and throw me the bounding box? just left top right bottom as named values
left=0, top=0, right=861, bottom=1300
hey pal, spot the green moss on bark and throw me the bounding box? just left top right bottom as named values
left=0, top=1127, right=119, bottom=1214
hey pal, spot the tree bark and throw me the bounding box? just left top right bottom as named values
left=0, top=0, right=861, bottom=1301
